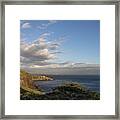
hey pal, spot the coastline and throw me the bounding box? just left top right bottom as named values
left=20, top=70, right=100, bottom=100
left=21, top=81, right=100, bottom=100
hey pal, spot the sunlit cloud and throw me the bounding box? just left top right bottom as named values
left=20, top=33, right=64, bottom=68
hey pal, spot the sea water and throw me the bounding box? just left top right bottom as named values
left=33, top=75, right=100, bottom=93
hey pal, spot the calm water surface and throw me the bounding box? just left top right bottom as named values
left=33, top=75, right=100, bottom=92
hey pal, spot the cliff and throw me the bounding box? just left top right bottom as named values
left=20, top=70, right=44, bottom=95
left=20, top=70, right=35, bottom=89
left=20, top=70, right=54, bottom=95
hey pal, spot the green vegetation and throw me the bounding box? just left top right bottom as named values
left=20, top=82, right=100, bottom=100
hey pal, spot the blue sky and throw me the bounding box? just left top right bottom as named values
left=20, top=20, right=100, bottom=75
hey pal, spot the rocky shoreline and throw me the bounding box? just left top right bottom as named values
left=20, top=82, right=100, bottom=100
left=20, top=70, right=100, bottom=100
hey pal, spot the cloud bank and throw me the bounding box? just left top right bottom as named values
left=21, top=32, right=63, bottom=68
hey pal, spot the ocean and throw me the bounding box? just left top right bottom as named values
left=33, top=75, right=100, bottom=93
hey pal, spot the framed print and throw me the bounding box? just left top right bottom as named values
left=0, top=0, right=119, bottom=119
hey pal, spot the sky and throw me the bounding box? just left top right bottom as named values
left=20, top=20, right=100, bottom=75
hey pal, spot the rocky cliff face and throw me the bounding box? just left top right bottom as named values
left=20, top=70, right=36, bottom=89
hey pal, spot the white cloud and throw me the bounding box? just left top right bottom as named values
left=37, top=20, right=57, bottom=30
left=21, top=41, right=55, bottom=61
left=49, top=43, right=59, bottom=50
left=21, top=22, right=31, bottom=29
left=20, top=33, right=63, bottom=68
left=39, top=32, right=51, bottom=38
